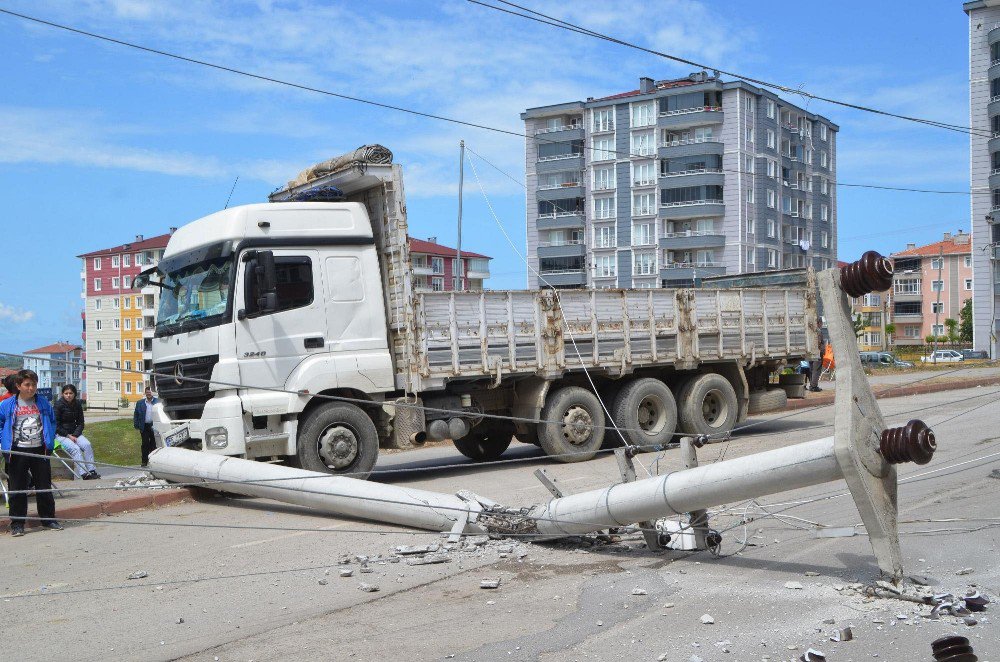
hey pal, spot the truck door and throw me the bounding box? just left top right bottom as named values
left=234, top=249, right=326, bottom=389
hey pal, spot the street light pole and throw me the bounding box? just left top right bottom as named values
left=456, top=140, right=464, bottom=292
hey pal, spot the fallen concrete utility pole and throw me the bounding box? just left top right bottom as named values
left=150, top=253, right=935, bottom=580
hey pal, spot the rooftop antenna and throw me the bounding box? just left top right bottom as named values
left=224, top=176, right=240, bottom=209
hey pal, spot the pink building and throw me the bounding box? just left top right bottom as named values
left=890, top=231, right=973, bottom=345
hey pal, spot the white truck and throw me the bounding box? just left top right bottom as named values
left=141, top=147, right=817, bottom=478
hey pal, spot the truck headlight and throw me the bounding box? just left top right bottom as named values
left=205, top=427, right=229, bottom=449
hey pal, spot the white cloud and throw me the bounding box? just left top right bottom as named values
left=0, top=303, right=35, bottom=323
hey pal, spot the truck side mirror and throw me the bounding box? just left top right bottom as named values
left=254, top=250, right=278, bottom=313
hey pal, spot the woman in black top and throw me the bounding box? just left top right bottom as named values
left=53, top=384, right=100, bottom=479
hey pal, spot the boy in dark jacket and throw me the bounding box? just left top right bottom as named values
left=53, top=384, right=99, bottom=479
left=0, top=369, right=62, bottom=536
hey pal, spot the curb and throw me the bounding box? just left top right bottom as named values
left=1, top=487, right=197, bottom=533
left=783, top=374, right=1000, bottom=411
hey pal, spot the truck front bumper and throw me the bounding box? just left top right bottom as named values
left=153, top=392, right=247, bottom=456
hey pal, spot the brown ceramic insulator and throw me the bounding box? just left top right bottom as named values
left=839, top=250, right=894, bottom=297
left=880, top=419, right=936, bottom=465
left=931, top=635, right=977, bottom=661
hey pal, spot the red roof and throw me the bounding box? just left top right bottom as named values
left=408, top=238, right=489, bottom=260
left=891, top=235, right=971, bottom=258
left=24, top=342, right=82, bottom=355
left=837, top=260, right=850, bottom=268
left=592, top=77, right=700, bottom=102
left=77, top=232, right=172, bottom=258
left=0, top=367, right=18, bottom=378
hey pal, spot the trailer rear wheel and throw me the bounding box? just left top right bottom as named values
left=611, top=378, right=677, bottom=450
left=454, top=423, right=514, bottom=462
left=296, top=403, right=379, bottom=479
left=538, top=386, right=605, bottom=462
left=677, top=373, right=739, bottom=437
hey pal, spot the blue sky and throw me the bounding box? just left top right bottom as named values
left=0, top=0, right=975, bottom=354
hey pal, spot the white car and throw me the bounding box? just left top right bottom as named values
left=920, top=349, right=965, bottom=363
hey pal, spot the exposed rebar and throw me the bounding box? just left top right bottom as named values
left=839, top=250, right=893, bottom=297
left=880, top=419, right=936, bottom=465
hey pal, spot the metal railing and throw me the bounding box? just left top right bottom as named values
left=659, top=105, right=722, bottom=117
left=538, top=153, right=583, bottom=162
left=659, top=136, right=722, bottom=147
left=538, top=211, right=585, bottom=219
left=660, top=199, right=724, bottom=208
left=633, top=206, right=655, bottom=216
left=538, top=268, right=585, bottom=275
left=662, top=261, right=718, bottom=269
left=534, top=124, right=582, bottom=135
left=537, top=181, right=582, bottom=190
left=662, top=230, right=719, bottom=238
left=537, top=240, right=584, bottom=248
left=630, top=146, right=655, bottom=157
left=592, top=183, right=615, bottom=191
left=660, top=168, right=723, bottom=178
left=633, top=178, right=657, bottom=186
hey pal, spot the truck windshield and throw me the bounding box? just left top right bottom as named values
left=156, top=256, right=234, bottom=335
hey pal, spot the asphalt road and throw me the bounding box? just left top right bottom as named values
left=2, top=386, right=998, bottom=662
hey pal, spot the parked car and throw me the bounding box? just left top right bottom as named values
left=920, top=349, right=965, bottom=363
left=860, top=351, right=915, bottom=369
left=960, top=349, right=989, bottom=360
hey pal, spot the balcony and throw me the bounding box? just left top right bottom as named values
left=659, top=199, right=725, bottom=219
left=537, top=184, right=584, bottom=201
left=989, top=24, right=1000, bottom=46
left=629, top=146, right=656, bottom=158
left=659, top=262, right=726, bottom=281
left=537, top=241, right=586, bottom=259
left=465, top=267, right=490, bottom=280
left=989, top=97, right=1000, bottom=118
left=892, top=311, right=923, bottom=321
left=142, top=305, right=155, bottom=317
left=632, top=206, right=656, bottom=218
left=658, top=169, right=724, bottom=188
left=892, top=291, right=922, bottom=302
left=632, top=178, right=657, bottom=189
left=534, top=125, right=584, bottom=140
left=412, top=264, right=434, bottom=276
left=537, top=180, right=583, bottom=191
left=537, top=269, right=586, bottom=287
left=536, top=153, right=584, bottom=173
left=657, top=106, right=724, bottom=130
left=988, top=134, right=1000, bottom=156
left=658, top=138, right=724, bottom=159
left=538, top=151, right=583, bottom=163
left=990, top=169, right=1000, bottom=190
left=536, top=212, right=585, bottom=230
left=659, top=231, right=726, bottom=250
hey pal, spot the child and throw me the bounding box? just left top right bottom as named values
left=0, top=369, right=62, bottom=536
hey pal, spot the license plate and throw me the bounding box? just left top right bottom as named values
left=165, top=427, right=190, bottom=447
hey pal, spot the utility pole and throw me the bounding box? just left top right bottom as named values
left=456, top=140, right=464, bottom=292
left=932, top=246, right=944, bottom=364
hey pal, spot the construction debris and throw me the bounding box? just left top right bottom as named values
left=339, top=569, right=353, bottom=578
left=830, top=626, right=853, bottom=642
left=126, top=571, right=148, bottom=580
left=480, top=579, right=501, bottom=589
left=699, top=614, right=714, bottom=624
left=631, top=587, right=647, bottom=596
left=406, top=554, right=450, bottom=566
left=785, top=581, right=804, bottom=590
left=115, top=474, right=170, bottom=490
left=955, top=567, right=974, bottom=576
left=800, top=649, right=826, bottom=662
left=358, top=583, right=379, bottom=593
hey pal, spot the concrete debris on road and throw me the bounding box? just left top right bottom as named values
left=631, top=587, right=647, bottom=596
left=699, top=614, right=714, bottom=624
left=176, top=618, right=184, bottom=624
left=115, top=474, right=170, bottom=490
left=800, top=648, right=826, bottom=661
left=830, top=626, right=853, bottom=642
left=318, top=579, right=328, bottom=585
left=955, top=567, right=974, bottom=575
left=480, top=579, right=501, bottom=589
left=964, top=590, right=990, bottom=611
left=784, top=581, right=804, bottom=590
left=358, top=583, right=379, bottom=593
left=394, top=544, right=439, bottom=555
left=339, top=569, right=353, bottom=578
left=405, top=554, right=450, bottom=566
left=126, top=571, right=148, bottom=580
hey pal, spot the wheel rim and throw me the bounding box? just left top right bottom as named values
left=701, top=389, right=730, bottom=428
left=561, top=405, right=594, bottom=446
left=636, top=394, right=667, bottom=436
left=318, top=424, right=360, bottom=469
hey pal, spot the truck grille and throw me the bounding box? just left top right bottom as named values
left=154, top=355, right=219, bottom=420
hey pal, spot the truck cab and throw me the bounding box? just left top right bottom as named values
left=144, top=202, right=394, bottom=475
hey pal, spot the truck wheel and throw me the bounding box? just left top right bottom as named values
left=538, top=386, right=605, bottom=462
left=454, top=423, right=514, bottom=462
left=296, top=403, right=379, bottom=478
left=747, top=387, right=787, bottom=415
left=677, top=373, right=739, bottom=437
left=611, top=378, right=677, bottom=451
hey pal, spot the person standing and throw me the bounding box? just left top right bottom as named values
left=0, top=369, right=62, bottom=536
left=53, top=384, right=100, bottom=480
left=808, top=317, right=825, bottom=393
left=134, top=387, right=158, bottom=467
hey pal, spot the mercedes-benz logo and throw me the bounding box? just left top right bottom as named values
left=173, top=363, right=184, bottom=386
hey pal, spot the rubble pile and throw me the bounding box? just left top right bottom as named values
left=114, top=474, right=170, bottom=490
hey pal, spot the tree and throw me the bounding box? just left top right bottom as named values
left=852, top=314, right=865, bottom=338
left=945, top=318, right=959, bottom=346
left=960, top=299, right=973, bottom=343
left=884, top=322, right=896, bottom=346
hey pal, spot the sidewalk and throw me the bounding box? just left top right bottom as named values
left=1, top=474, right=197, bottom=533
left=786, top=367, right=1000, bottom=410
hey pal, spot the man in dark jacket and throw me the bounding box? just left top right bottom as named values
left=134, top=387, right=158, bottom=467
left=53, top=384, right=99, bottom=479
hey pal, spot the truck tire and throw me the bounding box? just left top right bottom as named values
left=537, top=386, right=606, bottom=462
left=747, top=387, right=787, bottom=415
left=296, top=403, right=379, bottom=478
left=677, top=373, right=739, bottom=437
left=610, top=377, right=677, bottom=451
left=454, top=422, right=514, bottom=462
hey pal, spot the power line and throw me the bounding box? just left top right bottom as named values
left=470, top=0, right=989, bottom=139
left=0, top=7, right=990, bottom=198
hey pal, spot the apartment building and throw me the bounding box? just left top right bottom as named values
left=850, top=293, right=887, bottom=351
left=22, top=342, right=83, bottom=396
left=521, top=72, right=839, bottom=289
left=965, top=1, right=1000, bottom=358
left=409, top=237, right=491, bottom=291
left=889, top=231, right=973, bottom=345
left=78, top=233, right=171, bottom=409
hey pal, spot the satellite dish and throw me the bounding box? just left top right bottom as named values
left=799, top=240, right=811, bottom=251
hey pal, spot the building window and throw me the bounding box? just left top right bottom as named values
left=125, top=381, right=132, bottom=394
left=633, top=161, right=655, bottom=184
left=631, top=102, right=654, bottom=127
left=123, top=253, right=131, bottom=267
left=93, top=257, right=102, bottom=270
left=124, top=360, right=132, bottom=372
left=124, top=318, right=131, bottom=331
left=931, top=280, right=944, bottom=292
left=930, top=258, right=943, bottom=270
left=595, top=255, right=616, bottom=278
left=135, top=317, right=143, bottom=329
left=821, top=204, right=829, bottom=222
left=894, top=278, right=921, bottom=294
left=931, top=302, right=943, bottom=314
left=429, top=257, right=444, bottom=274
left=766, top=190, right=776, bottom=208
left=592, top=137, right=615, bottom=161
left=746, top=218, right=755, bottom=235
left=746, top=248, right=755, bottom=265
left=112, top=277, right=120, bottom=289
left=96, top=361, right=102, bottom=372
left=745, top=96, right=753, bottom=113
left=932, top=324, right=945, bottom=336
left=113, top=318, right=120, bottom=330
left=95, top=320, right=102, bottom=331
left=820, top=124, right=828, bottom=141
left=632, top=223, right=653, bottom=246
left=634, top=251, right=656, bottom=275
left=593, top=167, right=614, bottom=190
left=95, top=299, right=102, bottom=311
left=821, top=178, right=829, bottom=195
left=633, top=192, right=654, bottom=216
left=114, top=340, right=120, bottom=350
left=821, top=231, right=829, bottom=248
left=746, top=188, right=754, bottom=203
left=93, top=278, right=102, bottom=291
left=595, top=225, right=616, bottom=248
left=96, top=340, right=102, bottom=351
left=631, top=132, right=654, bottom=156
left=113, top=381, right=120, bottom=393
left=112, top=255, right=120, bottom=268
left=593, top=108, right=613, bottom=132
left=766, top=129, right=775, bottom=149
left=136, top=295, right=142, bottom=308
left=96, top=382, right=103, bottom=393
left=965, top=255, right=972, bottom=268
left=431, top=277, right=444, bottom=291
left=965, top=278, right=973, bottom=290
left=594, top=196, right=615, bottom=219
left=123, top=276, right=132, bottom=289
left=137, top=339, right=143, bottom=351
left=124, top=297, right=131, bottom=309
left=820, top=151, right=829, bottom=168
left=767, top=99, right=775, bottom=119
left=767, top=249, right=778, bottom=268
left=135, top=252, right=144, bottom=266
left=745, top=127, right=754, bottom=144
left=862, top=332, right=881, bottom=347
left=767, top=219, right=776, bottom=237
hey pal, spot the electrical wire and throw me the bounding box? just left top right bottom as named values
left=0, top=7, right=993, bottom=199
